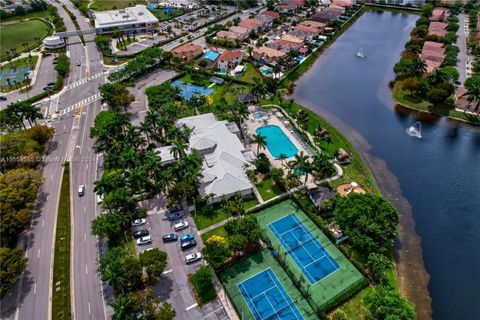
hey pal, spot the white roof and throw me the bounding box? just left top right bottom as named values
left=93, top=5, right=158, bottom=29
left=234, top=65, right=246, bottom=72
left=154, top=145, right=176, bottom=164
left=177, top=113, right=253, bottom=198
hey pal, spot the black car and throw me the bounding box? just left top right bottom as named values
left=180, top=239, right=197, bottom=250
left=47, top=82, right=56, bottom=87
left=133, top=229, right=149, bottom=239
left=162, top=233, right=178, bottom=242
left=0, top=96, right=7, bottom=101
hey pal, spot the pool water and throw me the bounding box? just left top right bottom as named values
left=256, top=125, right=298, bottom=158
left=203, top=50, right=220, bottom=61
left=215, top=70, right=227, bottom=75
left=253, top=112, right=264, bottom=119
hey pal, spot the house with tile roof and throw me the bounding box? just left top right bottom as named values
left=238, top=18, right=267, bottom=32
left=176, top=113, right=255, bottom=203
left=228, top=26, right=250, bottom=40
left=281, top=34, right=304, bottom=44
left=310, top=7, right=343, bottom=23
left=266, top=39, right=304, bottom=53
left=428, top=21, right=448, bottom=37
left=300, top=20, right=327, bottom=31
left=421, top=41, right=445, bottom=73
left=172, top=43, right=203, bottom=61
left=258, top=10, right=280, bottom=21
left=217, top=50, right=244, bottom=70
left=252, top=46, right=287, bottom=64
left=216, top=30, right=243, bottom=43
left=430, top=7, right=450, bottom=22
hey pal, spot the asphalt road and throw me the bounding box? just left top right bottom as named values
left=456, top=13, right=468, bottom=84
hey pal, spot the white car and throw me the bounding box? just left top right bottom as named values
left=185, top=252, right=202, bottom=264
left=77, top=185, right=85, bottom=196
left=174, top=221, right=189, bottom=231
left=136, top=235, right=152, bottom=245
left=131, top=219, right=146, bottom=227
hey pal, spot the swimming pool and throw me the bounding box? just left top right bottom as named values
left=171, top=80, right=213, bottom=100
left=203, top=50, right=220, bottom=61
left=256, top=125, right=298, bottom=158
left=253, top=112, right=265, bottom=120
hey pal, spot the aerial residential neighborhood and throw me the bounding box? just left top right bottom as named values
left=0, top=1, right=479, bottom=320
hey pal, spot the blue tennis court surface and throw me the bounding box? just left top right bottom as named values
left=171, top=80, right=213, bottom=100
left=268, top=214, right=340, bottom=284
left=237, top=268, right=304, bottom=320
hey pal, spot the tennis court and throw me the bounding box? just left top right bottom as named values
left=269, top=214, right=340, bottom=284
left=238, top=268, right=304, bottom=320
left=171, top=80, right=213, bottom=99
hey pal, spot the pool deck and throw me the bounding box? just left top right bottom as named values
left=245, top=107, right=313, bottom=183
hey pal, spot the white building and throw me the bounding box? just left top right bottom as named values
left=43, top=36, right=65, bottom=49
left=176, top=113, right=256, bottom=203
left=93, top=5, right=159, bottom=35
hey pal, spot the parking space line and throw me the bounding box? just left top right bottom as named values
left=162, top=269, right=173, bottom=275
left=186, top=303, right=198, bottom=311
left=202, top=306, right=223, bottom=319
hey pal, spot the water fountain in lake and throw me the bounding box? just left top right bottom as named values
left=356, top=48, right=365, bottom=58
left=406, top=121, right=422, bottom=138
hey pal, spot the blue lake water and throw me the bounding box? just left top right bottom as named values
left=292, top=10, right=480, bottom=320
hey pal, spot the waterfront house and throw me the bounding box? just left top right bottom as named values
left=252, top=46, right=287, bottom=64
left=266, top=39, right=304, bottom=53
left=310, top=7, right=343, bottom=23
left=421, top=41, right=445, bottom=73
left=430, top=7, right=450, bottom=22
left=428, top=21, right=448, bottom=37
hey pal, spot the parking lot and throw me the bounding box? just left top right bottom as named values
left=131, top=194, right=230, bottom=320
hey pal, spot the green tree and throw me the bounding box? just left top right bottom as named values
left=110, top=293, right=141, bottom=320
left=202, top=235, right=232, bottom=268
left=426, top=87, right=450, bottom=106
left=402, top=77, right=421, bottom=95
left=91, top=212, right=125, bottom=241
left=139, top=248, right=168, bottom=279
left=331, top=309, right=348, bottom=320
left=228, top=234, right=248, bottom=252
left=289, top=151, right=313, bottom=187
left=365, top=287, right=416, bottom=320
left=463, top=74, right=480, bottom=110
left=334, top=194, right=399, bottom=256
left=366, top=253, right=392, bottom=285
left=99, top=82, right=135, bottom=112
left=253, top=134, right=267, bottom=154
left=98, top=247, right=142, bottom=294
left=0, top=247, right=28, bottom=297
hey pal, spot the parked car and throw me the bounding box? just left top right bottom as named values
left=47, top=82, right=56, bottom=86
left=181, top=239, right=197, bottom=250
left=180, top=233, right=194, bottom=243
left=0, top=96, right=7, bottom=101
left=174, top=221, right=189, bottom=231
left=185, top=252, right=202, bottom=264
left=131, top=219, right=146, bottom=227
left=136, top=235, right=152, bottom=245
left=77, top=185, right=85, bottom=196
left=167, top=209, right=184, bottom=221
left=76, top=61, right=81, bottom=66
left=162, top=233, right=178, bottom=242
left=133, top=229, right=149, bottom=239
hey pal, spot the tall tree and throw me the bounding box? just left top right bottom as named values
left=110, top=293, right=141, bottom=320
left=253, top=134, right=267, bottom=154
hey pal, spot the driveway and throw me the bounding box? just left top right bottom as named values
left=132, top=195, right=230, bottom=320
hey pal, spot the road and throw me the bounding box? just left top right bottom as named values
left=456, top=12, right=468, bottom=84
left=136, top=196, right=230, bottom=320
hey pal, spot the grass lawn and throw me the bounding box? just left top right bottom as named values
left=201, top=225, right=227, bottom=242
left=52, top=163, right=71, bottom=320
left=193, top=207, right=230, bottom=230
left=393, top=80, right=480, bottom=124
left=255, top=176, right=284, bottom=201
left=238, top=62, right=262, bottom=83
left=116, top=37, right=137, bottom=51
left=332, top=286, right=372, bottom=319
left=1, top=19, right=50, bottom=57
left=90, top=0, right=145, bottom=11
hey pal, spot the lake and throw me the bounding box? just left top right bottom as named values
left=292, top=10, right=480, bottom=320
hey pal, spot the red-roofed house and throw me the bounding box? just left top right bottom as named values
left=238, top=18, right=267, bottom=32
left=252, top=46, right=287, bottom=64
left=266, top=39, right=304, bottom=53
left=275, top=0, right=305, bottom=14
left=291, top=24, right=321, bottom=41
left=258, top=10, right=280, bottom=21
left=421, top=41, right=445, bottom=73
left=172, top=43, right=202, bottom=61
left=333, top=0, right=355, bottom=7
left=310, top=7, right=343, bottom=23
left=430, top=7, right=450, bottom=22
left=300, top=20, right=327, bottom=31
left=428, top=21, right=448, bottom=37
left=228, top=26, right=250, bottom=40
left=217, top=50, right=244, bottom=70
left=216, top=30, right=242, bottom=42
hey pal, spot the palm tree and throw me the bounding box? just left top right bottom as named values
left=278, top=153, right=288, bottom=168
left=253, top=134, right=267, bottom=154
left=289, top=151, right=312, bottom=188
left=427, top=69, right=449, bottom=85
left=110, top=294, right=140, bottom=320
left=411, top=58, right=427, bottom=76
left=170, top=138, right=189, bottom=160
left=21, top=103, right=43, bottom=126
left=251, top=79, right=267, bottom=98
left=462, top=75, right=480, bottom=111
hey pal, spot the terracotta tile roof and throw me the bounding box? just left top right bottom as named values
left=266, top=39, right=303, bottom=51
left=238, top=18, right=264, bottom=30
left=428, top=21, right=448, bottom=37
left=254, top=46, right=287, bottom=58
left=300, top=20, right=327, bottom=29
left=421, top=41, right=445, bottom=73
left=295, top=24, right=321, bottom=34
left=172, top=43, right=202, bottom=54
left=281, top=34, right=303, bottom=44
left=229, top=26, right=249, bottom=35
left=218, top=50, right=244, bottom=61
left=332, top=0, right=354, bottom=7
left=259, top=10, right=280, bottom=19
left=430, top=7, right=450, bottom=21
left=216, top=31, right=242, bottom=40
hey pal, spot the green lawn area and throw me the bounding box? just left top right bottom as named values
left=393, top=80, right=480, bottom=124
left=255, top=176, right=284, bottom=201
left=193, top=207, right=230, bottom=230
left=191, top=269, right=217, bottom=304
left=1, top=19, right=50, bottom=58
left=238, top=62, right=261, bottom=83
left=90, top=0, right=145, bottom=10
left=332, top=286, right=372, bottom=320
left=201, top=225, right=227, bottom=242
left=52, top=163, right=71, bottom=320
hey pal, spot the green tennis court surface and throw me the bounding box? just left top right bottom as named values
left=256, top=200, right=365, bottom=311
left=220, top=250, right=317, bottom=320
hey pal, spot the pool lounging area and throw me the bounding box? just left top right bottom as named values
left=171, top=80, right=213, bottom=100
left=256, top=125, right=298, bottom=158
